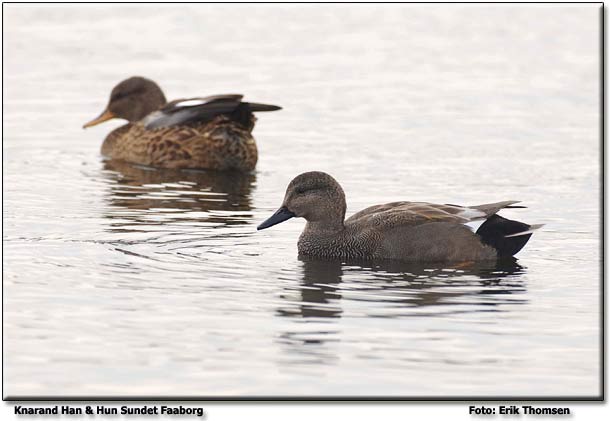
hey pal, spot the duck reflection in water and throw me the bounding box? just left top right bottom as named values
left=100, top=159, right=256, bottom=229
left=276, top=257, right=528, bottom=354
left=277, top=258, right=344, bottom=319
left=280, top=257, right=528, bottom=318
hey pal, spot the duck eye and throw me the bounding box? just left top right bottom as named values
left=295, top=186, right=319, bottom=195
left=111, top=91, right=128, bottom=101
left=111, top=87, right=143, bottom=102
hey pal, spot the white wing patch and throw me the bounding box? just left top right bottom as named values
left=464, top=220, right=485, bottom=232
left=174, top=99, right=208, bottom=107
left=457, top=208, right=487, bottom=221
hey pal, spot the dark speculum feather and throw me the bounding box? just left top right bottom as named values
left=145, top=97, right=281, bottom=130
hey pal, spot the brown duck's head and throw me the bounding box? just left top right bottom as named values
left=257, top=171, right=347, bottom=231
left=83, top=76, right=167, bottom=128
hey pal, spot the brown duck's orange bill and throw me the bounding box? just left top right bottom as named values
left=83, top=109, right=116, bottom=128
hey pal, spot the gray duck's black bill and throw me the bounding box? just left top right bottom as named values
left=257, top=207, right=296, bottom=230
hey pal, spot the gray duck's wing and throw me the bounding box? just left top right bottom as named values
left=373, top=222, right=499, bottom=261
left=346, top=201, right=524, bottom=261
left=143, top=95, right=280, bottom=129
left=346, top=200, right=523, bottom=229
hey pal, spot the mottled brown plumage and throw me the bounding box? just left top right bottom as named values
left=84, top=76, right=280, bottom=171
left=258, top=171, right=541, bottom=262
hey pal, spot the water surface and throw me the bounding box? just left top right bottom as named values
left=2, top=4, right=601, bottom=397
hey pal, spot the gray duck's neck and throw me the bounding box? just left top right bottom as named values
left=298, top=220, right=361, bottom=259
left=304, top=219, right=345, bottom=235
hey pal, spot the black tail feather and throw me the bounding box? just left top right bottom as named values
left=245, top=102, right=282, bottom=112
left=476, top=214, right=534, bottom=258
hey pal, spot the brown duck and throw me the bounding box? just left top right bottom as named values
left=258, top=171, right=542, bottom=262
left=83, top=76, right=281, bottom=171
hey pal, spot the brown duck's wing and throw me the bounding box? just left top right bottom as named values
left=144, top=95, right=281, bottom=130
left=163, top=96, right=280, bottom=115
left=143, top=96, right=243, bottom=129
left=346, top=200, right=522, bottom=229
left=163, top=95, right=244, bottom=110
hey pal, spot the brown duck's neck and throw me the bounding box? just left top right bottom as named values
left=127, top=92, right=167, bottom=122
left=137, top=98, right=168, bottom=122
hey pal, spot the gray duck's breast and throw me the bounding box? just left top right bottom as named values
left=297, top=228, right=381, bottom=260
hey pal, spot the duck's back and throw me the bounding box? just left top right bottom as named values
left=341, top=201, right=509, bottom=262
left=346, top=201, right=486, bottom=226
left=101, top=95, right=280, bottom=171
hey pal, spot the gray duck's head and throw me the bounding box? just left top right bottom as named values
left=83, top=76, right=167, bottom=128
left=258, top=171, right=347, bottom=231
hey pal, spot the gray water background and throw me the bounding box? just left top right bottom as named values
left=2, top=4, right=601, bottom=397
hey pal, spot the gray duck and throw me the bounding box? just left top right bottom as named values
left=83, top=76, right=281, bottom=171
left=257, top=171, right=542, bottom=262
